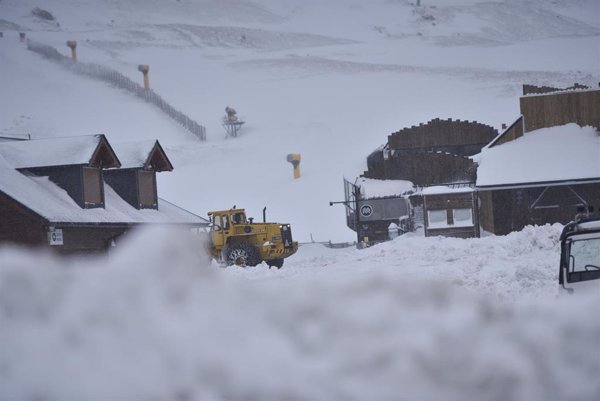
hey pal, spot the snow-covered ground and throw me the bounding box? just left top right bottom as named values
left=1, top=224, right=599, bottom=401
left=1, top=1, right=599, bottom=399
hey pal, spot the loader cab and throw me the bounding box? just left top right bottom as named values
left=559, top=216, right=600, bottom=295
left=231, top=211, right=247, bottom=225
left=209, top=209, right=247, bottom=229
left=208, top=209, right=248, bottom=249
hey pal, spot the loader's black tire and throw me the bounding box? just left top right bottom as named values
left=267, top=258, right=284, bottom=269
left=224, top=242, right=261, bottom=267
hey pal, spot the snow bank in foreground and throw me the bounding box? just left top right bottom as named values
left=1, top=226, right=598, bottom=401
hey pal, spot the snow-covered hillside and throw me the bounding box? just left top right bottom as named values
left=1, top=0, right=599, bottom=241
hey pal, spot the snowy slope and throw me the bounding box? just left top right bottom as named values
left=1, top=0, right=599, bottom=241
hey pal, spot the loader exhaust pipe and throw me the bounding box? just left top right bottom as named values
left=263, top=207, right=267, bottom=223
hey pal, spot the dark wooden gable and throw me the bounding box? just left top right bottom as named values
left=143, top=141, right=173, bottom=172
left=89, top=135, right=121, bottom=168
left=487, top=116, right=524, bottom=148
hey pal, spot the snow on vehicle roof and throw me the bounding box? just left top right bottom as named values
left=476, top=124, right=600, bottom=188
left=356, top=177, right=414, bottom=198
left=0, top=134, right=112, bottom=169
left=0, top=153, right=206, bottom=225
left=577, top=219, right=600, bottom=231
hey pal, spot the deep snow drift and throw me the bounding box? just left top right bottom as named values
left=1, top=225, right=599, bottom=401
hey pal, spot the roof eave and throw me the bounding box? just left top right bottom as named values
left=476, top=177, right=600, bottom=191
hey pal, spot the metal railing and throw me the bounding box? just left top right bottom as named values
left=27, top=40, right=206, bottom=141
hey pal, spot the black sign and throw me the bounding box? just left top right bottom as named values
left=360, top=204, right=373, bottom=217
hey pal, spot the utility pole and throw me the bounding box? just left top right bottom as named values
left=329, top=181, right=363, bottom=247
left=354, top=183, right=362, bottom=244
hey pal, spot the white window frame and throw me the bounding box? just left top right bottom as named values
left=452, top=208, right=474, bottom=227
left=427, top=209, right=450, bottom=229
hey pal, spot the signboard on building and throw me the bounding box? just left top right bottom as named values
left=357, top=197, right=409, bottom=222
left=47, top=227, right=64, bottom=246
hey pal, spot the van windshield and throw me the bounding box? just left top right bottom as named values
left=569, top=234, right=600, bottom=273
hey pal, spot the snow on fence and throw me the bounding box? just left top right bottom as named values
left=26, top=40, right=206, bottom=141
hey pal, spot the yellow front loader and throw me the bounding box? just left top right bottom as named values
left=208, top=207, right=298, bottom=268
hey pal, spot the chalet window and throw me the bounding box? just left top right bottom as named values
left=428, top=208, right=474, bottom=229
left=138, top=170, right=157, bottom=208
left=82, top=167, right=103, bottom=206
left=452, top=208, right=473, bottom=227
left=427, top=209, right=449, bottom=228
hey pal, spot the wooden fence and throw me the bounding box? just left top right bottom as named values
left=520, top=89, right=600, bottom=133
left=26, top=40, right=206, bottom=140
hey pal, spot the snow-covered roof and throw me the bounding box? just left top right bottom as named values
left=0, top=134, right=120, bottom=169
left=357, top=177, right=414, bottom=198
left=422, top=186, right=474, bottom=195
left=0, top=153, right=206, bottom=225
left=110, top=140, right=173, bottom=171
left=476, top=124, right=600, bottom=188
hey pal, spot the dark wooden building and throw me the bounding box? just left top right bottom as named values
left=423, top=188, right=479, bottom=238
left=477, top=182, right=600, bottom=235
left=363, top=118, right=497, bottom=185
left=477, top=85, right=600, bottom=235
left=0, top=135, right=207, bottom=254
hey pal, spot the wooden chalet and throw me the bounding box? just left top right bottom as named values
left=475, top=84, right=600, bottom=234
left=0, top=135, right=208, bottom=253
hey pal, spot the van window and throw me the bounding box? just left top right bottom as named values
left=569, top=236, right=600, bottom=273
